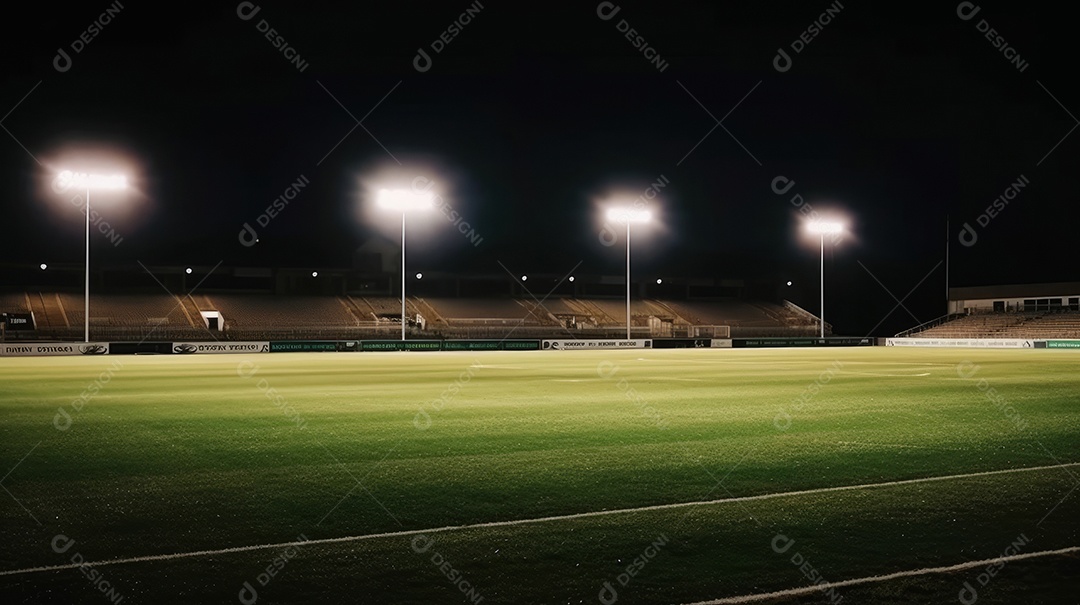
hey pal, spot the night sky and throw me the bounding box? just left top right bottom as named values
left=1, top=1, right=1076, bottom=336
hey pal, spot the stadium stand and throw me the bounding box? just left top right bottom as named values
left=203, top=295, right=360, bottom=328
left=0, top=290, right=828, bottom=341
left=906, top=310, right=1080, bottom=339
left=0, top=292, right=30, bottom=313
left=659, top=300, right=821, bottom=337
left=425, top=298, right=539, bottom=323
left=897, top=282, right=1080, bottom=339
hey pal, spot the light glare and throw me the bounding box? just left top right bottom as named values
left=807, top=221, right=843, bottom=235
left=57, top=170, right=127, bottom=190
left=377, top=188, right=434, bottom=212
left=606, top=208, right=652, bottom=224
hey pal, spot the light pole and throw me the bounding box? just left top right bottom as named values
left=807, top=220, right=843, bottom=339
left=57, top=171, right=127, bottom=342
left=606, top=208, right=652, bottom=340
left=377, top=188, right=434, bottom=341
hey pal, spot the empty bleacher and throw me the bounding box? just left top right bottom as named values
left=205, top=295, right=359, bottom=329
left=0, top=292, right=30, bottom=313
left=78, top=294, right=191, bottom=328
left=1, top=290, right=825, bottom=340
left=422, top=298, right=559, bottom=327
left=912, top=311, right=1080, bottom=339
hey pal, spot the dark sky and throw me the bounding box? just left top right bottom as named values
left=0, top=1, right=1076, bottom=335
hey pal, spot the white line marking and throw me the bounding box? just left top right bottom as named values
left=835, top=441, right=938, bottom=450
left=836, top=370, right=931, bottom=377
left=681, top=546, right=1080, bottom=604
left=471, top=365, right=525, bottom=369
left=1, top=462, right=1076, bottom=578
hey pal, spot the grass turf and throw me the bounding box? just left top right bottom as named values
left=0, top=347, right=1077, bottom=603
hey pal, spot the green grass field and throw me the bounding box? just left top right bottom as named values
left=0, top=347, right=1078, bottom=604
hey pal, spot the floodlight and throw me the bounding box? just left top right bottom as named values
left=377, top=188, right=434, bottom=212
left=57, top=170, right=127, bottom=191
left=604, top=205, right=655, bottom=339
left=807, top=221, right=843, bottom=235
left=372, top=184, right=443, bottom=341
left=56, top=168, right=130, bottom=342
left=606, top=208, right=652, bottom=224
left=805, top=220, right=849, bottom=338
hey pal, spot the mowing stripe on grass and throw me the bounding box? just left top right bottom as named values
left=2, top=461, right=1076, bottom=577
left=682, top=546, right=1080, bottom=604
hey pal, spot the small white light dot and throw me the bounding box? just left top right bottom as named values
left=521, top=275, right=528, bottom=281
left=786, top=281, right=793, bottom=286
left=568, top=276, right=575, bottom=282
left=415, top=272, right=423, bottom=279
left=40, top=263, right=47, bottom=270
left=185, top=267, right=193, bottom=274
left=656, top=278, right=662, bottom=285
left=311, top=271, right=318, bottom=278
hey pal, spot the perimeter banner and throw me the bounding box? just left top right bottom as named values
left=541, top=339, right=652, bottom=350
left=885, top=338, right=1034, bottom=348
left=172, top=342, right=270, bottom=354
left=0, top=342, right=109, bottom=356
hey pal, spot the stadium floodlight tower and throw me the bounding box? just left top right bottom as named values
left=606, top=207, right=652, bottom=340
left=56, top=170, right=128, bottom=342
left=807, top=220, right=844, bottom=339
left=378, top=188, right=434, bottom=341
